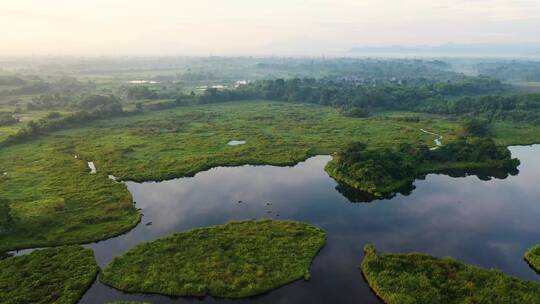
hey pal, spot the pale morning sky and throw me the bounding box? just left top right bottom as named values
left=1, top=0, right=539, bottom=56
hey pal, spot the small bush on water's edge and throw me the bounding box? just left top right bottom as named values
left=361, top=245, right=540, bottom=304
left=101, top=220, right=326, bottom=298
left=525, top=244, right=540, bottom=273
left=0, top=246, right=99, bottom=304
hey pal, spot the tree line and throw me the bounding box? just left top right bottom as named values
left=1, top=95, right=124, bottom=147
left=198, top=76, right=540, bottom=124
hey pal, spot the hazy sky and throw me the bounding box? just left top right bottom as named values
left=1, top=0, right=539, bottom=56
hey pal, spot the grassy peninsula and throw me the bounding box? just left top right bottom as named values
left=101, top=220, right=326, bottom=298
left=525, top=245, right=540, bottom=273
left=361, top=245, right=540, bottom=304
left=0, top=246, right=99, bottom=304
left=326, top=137, right=520, bottom=198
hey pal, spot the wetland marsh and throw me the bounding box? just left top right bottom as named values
left=51, top=144, right=540, bottom=303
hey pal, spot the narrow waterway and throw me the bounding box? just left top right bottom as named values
left=420, top=128, right=443, bottom=149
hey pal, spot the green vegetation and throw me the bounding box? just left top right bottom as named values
left=0, top=246, right=98, bottom=304
left=2, top=101, right=539, bottom=252
left=2, top=94, right=125, bottom=146
left=361, top=245, right=540, bottom=304
left=460, top=118, right=491, bottom=137
left=204, top=77, right=508, bottom=117
left=197, top=77, right=540, bottom=125
left=476, top=60, right=540, bottom=82
left=326, top=137, right=520, bottom=197
left=0, top=58, right=540, bottom=303
left=524, top=245, right=540, bottom=273
left=101, top=220, right=326, bottom=298
left=0, top=112, right=18, bottom=126
left=0, top=139, right=140, bottom=252
left=53, top=101, right=463, bottom=182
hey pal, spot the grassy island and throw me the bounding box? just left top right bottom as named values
left=0, top=246, right=99, bottom=304
left=361, top=245, right=540, bottom=304
left=326, top=137, right=520, bottom=198
left=101, top=220, right=326, bottom=298
left=525, top=244, right=540, bottom=273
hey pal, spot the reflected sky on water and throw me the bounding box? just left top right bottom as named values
left=81, top=145, right=540, bottom=304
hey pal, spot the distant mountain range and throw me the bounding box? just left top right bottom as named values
left=349, top=43, right=540, bottom=57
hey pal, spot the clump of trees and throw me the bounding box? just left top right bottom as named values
left=79, top=94, right=123, bottom=115
left=196, top=76, right=515, bottom=119
left=431, top=137, right=516, bottom=165
left=27, top=94, right=70, bottom=111
left=460, top=118, right=491, bottom=137
left=124, top=86, right=159, bottom=100
left=45, top=112, right=61, bottom=120
left=326, top=137, right=519, bottom=197
left=420, top=94, right=540, bottom=123
left=326, top=142, right=429, bottom=196
left=477, top=61, right=540, bottom=82
left=194, top=76, right=540, bottom=125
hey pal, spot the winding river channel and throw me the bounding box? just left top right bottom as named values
left=13, top=145, right=540, bottom=303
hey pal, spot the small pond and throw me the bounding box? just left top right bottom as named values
left=227, top=140, right=246, bottom=146
left=70, top=145, right=540, bottom=303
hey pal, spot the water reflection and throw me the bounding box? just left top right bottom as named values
left=334, top=165, right=519, bottom=203
left=80, top=145, right=540, bottom=304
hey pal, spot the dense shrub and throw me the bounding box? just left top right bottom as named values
left=325, top=137, right=519, bottom=197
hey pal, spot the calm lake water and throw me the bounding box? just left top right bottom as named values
left=79, top=145, right=540, bottom=303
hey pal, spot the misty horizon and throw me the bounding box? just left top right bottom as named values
left=2, top=0, right=540, bottom=57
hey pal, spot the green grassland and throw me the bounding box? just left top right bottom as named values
left=525, top=245, right=540, bottom=273
left=361, top=245, right=540, bottom=304
left=0, top=246, right=99, bottom=304
left=1, top=101, right=540, bottom=252
left=61, top=101, right=465, bottom=181
left=0, top=139, right=140, bottom=252
left=101, top=220, right=326, bottom=298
